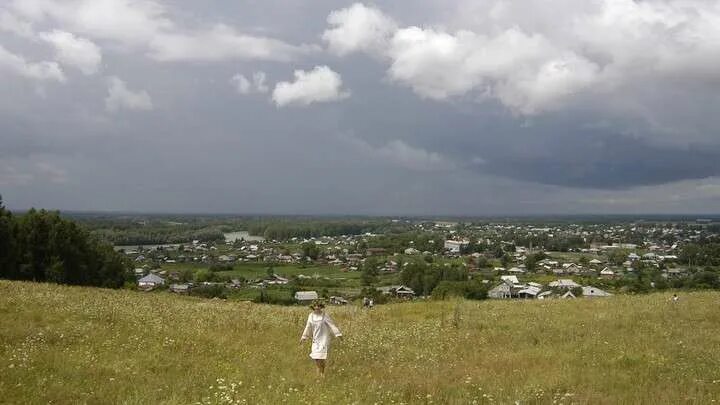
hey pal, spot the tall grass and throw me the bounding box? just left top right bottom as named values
left=1, top=280, right=719, bottom=404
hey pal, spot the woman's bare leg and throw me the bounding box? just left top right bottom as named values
left=314, top=359, right=326, bottom=376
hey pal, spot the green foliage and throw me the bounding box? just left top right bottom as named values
left=194, top=269, right=216, bottom=283
left=607, top=249, right=631, bottom=266
left=431, top=281, right=488, bottom=300
left=361, top=256, right=380, bottom=286
left=209, top=263, right=234, bottom=272
left=0, top=202, right=130, bottom=288
left=679, top=243, right=720, bottom=266
left=400, top=261, right=469, bottom=296
left=300, top=242, right=321, bottom=260
left=366, top=232, right=444, bottom=254
left=189, top=284, right=227, bottom=299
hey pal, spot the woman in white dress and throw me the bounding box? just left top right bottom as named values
left=300, top=302, right=342, bottom=376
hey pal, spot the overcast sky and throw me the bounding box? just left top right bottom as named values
left=2, top=0, right=720, bottom=216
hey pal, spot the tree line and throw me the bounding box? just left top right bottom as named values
left=0, top=198, right=130, bottom=288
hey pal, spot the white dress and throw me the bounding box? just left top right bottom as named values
left=301, top=312, right=342, bottom=360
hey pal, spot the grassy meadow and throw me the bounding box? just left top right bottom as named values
left=1, top=281, right=720, bottom=404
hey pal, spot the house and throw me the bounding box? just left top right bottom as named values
left=262, top=274, right=289, bottom=285
left=518, top=285, right=542, bottom=299
left=599, top=267, right=616, bottom=279
left=378, top=285, right=416, bottom=298
left=582, top=286, right=612, bottom=297
left=444, top=239, right=469, bottom=253
left=488, top=283, right=513, bottom=299
left=366, top=248, right=386, bottom=256
left=507, top=267, right=526, bottom=274
left=537, top=291, right=553, bottom=300
left=500, top=275, right=520, bottom=284
left=138, top=273, right=165, bottom=289
left=561, top=291, right=577, bottom=299
left=294, top=291, right=319, bottom=303
left=404, top=248, right=420, bottom=255
left=169, top=283, right=191, bottom=294
left=549, top=279, right=581, bottom=289
left=589, top=259, right=603, bottom=265
left=329, top=296, right=348, bottom=305
left=227, top=279, right=244, bottom=289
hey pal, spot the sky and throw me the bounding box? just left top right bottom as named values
left=1, top=0, right=720, bottom=216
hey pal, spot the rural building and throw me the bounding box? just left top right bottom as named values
left=138, top=273, right=165, bottom=289
left=169, top=284, right=191, bottom=294
left=582, top=286, right=612, bottom=297
left=549, top=279, right=581, bottom=289
left=294, top=291, right=319, bottom=303
left=378, top=285, right=416, bottom=298
left=444, top=239, right=469, bottom=253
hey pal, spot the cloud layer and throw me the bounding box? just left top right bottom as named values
left=1, top=0, right=720, bottom=214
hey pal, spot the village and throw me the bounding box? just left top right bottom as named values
left=115, top=217, right=718, bottom=305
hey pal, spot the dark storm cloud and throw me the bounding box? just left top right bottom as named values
left=2, top=0, right=720, bottom=215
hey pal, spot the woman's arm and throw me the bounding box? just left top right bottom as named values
left=301, top=316, right=312, bottom=341
left=324, top=315, right=342, bottom=337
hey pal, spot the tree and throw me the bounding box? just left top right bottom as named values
left=301, top=242, right=321, bottom=260
left=0, top=205, right=130, bottom=288
left=361, top=257, right=379, bottom=286
left=607, top=249, right=630, bottom=266
left=501, top=253, right=512, bottom=268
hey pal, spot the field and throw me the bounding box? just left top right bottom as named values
left=1, top=281, right=720, bottom=404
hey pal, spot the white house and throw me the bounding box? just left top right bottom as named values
left=444, top=240, right=469, bottom=253
left=518, top=285, right=542, bottom=298
left=138, top=273, right=165, bottom=289
left=549, top=279, right=581, bottom=289
left=500, top=275, right=520, bottom=285
left=488, top=283, right=513, bottom=299
left=599, top=267, right=615, bottom=279
left=294, top=291, right=319, bottom=303
left=582, top=286, right=612, bottom=297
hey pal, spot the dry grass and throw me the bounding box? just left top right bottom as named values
left=1, top=280, right=719, bottom=404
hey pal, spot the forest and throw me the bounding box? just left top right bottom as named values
left=0, top=198, right=130, bottom=288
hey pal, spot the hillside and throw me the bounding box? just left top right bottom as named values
left=1, top=282, right=719, bottom=404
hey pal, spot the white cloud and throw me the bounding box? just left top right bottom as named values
left=0, top=10, right=34, bottom=38
left=39, top=30, right=102, bottom=75
left=342, top=134, right=451, bottom=172
left=0, top=44, right=65, bottom=82
left=148, top=25, right=315, bottom=62
left=8, top=0, right=314, bottom=64
left=374, top=140, right=450, bottom=171
left=10, top=0, right=172, bottom=46
left=231, top=74, right=252, bottom=94
left=105, top=76, right=153, bottom=112
left=231, top=71, right=269, bottom=95
left=272, top=66, right=350, bottom=107
left=323, top=3, right=397, bottom=56
left=324, top=1, right=720, bottom=117
left=0, top=159, right=68, bottom=186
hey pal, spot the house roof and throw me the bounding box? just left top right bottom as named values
left=549, top=279, right=580, bottom=288
left=294, top=291, right=318, bottom=300
left=138, top=273, right=165, bottom=284
left=500, top=275, right=520, bottom=285
left=518, top=286, right=542, bottom=296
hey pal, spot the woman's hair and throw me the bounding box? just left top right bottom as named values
left=310, top=300, right=326, bottom=310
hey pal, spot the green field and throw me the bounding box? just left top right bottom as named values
left=2, top=281, right=719, bottom=404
